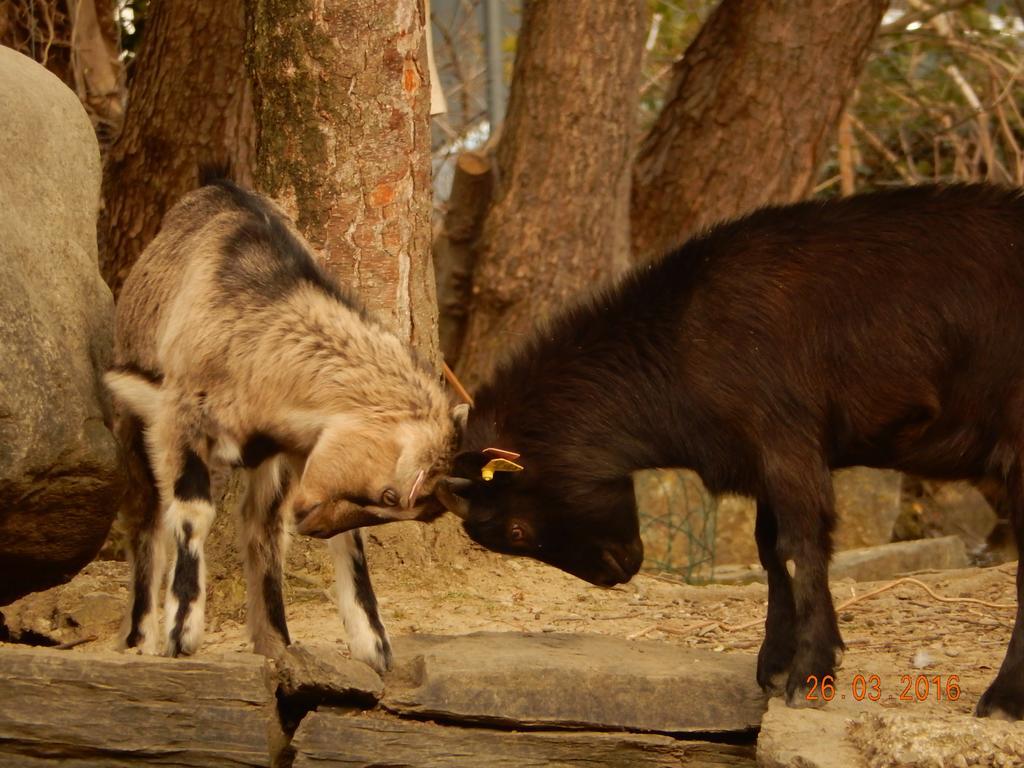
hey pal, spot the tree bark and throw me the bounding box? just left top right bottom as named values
left=249, top=0, right=438, bottom=364
left=456, top=0, right=648, bottom=387
left=435, top=151, right=493, bottom=364
left=630, top=0, right=888, bottom=262
left=99, top=0, right=254, bottom=296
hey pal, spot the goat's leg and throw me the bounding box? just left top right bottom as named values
left=238, top=456, right=292, bottom=657
left=149, top=405, right=215, bottom=657
left=977, top=459, right=1024, bottom=719
left=116, top=414, right=166, bottom=654
left=327, top=530, right=392, bottom=673
left=763, top=455, right=844, bottom=706
left=755, top=499, right=798, bottom=693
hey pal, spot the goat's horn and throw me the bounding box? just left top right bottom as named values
left=442, top=477, right=474, bottom=496
left=436, top=477, right=473, bottom=520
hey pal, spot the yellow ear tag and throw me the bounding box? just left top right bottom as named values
left=481, top=458, right=524, bottom=481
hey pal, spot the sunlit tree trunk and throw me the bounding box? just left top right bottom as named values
left=99, top=0, right=254, bottom=296
left=630, top=0, right=888, bottom=262
left=456, top=0, right=648, bottom=387
left=250, top=0, right=438, bottom=364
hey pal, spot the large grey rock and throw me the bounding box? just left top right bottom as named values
left=0, top=47, right=121, bottom=604
left=383, top=632, right=765, bottom=734
left=294, top=709, right=757, bottom=768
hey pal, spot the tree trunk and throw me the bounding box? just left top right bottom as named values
left=249, top=0, right=438, bottom=364
left=435, top=151, right=493, bottom=364
left=248, top=0, right=464, bottom=565
left=99, top=0, right=254, bottom=296
left=455, top=0, right=648, bottom=387
left=630, top=0, right=888, bottom=262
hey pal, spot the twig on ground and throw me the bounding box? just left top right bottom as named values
left=55, top=635, right=98, bottom=650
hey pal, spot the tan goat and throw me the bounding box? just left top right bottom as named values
left=105, top=179, right=462, bottom=671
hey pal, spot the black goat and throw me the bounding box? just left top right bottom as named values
left=439, top=184, right=1024, bottom=718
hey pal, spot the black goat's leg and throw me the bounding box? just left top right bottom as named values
left=327, top=530, right=392, bottom=673
left=117, top=414, right=165, bottom=654
left=977, top=458, right=1024, bottom=719
left=763, top=454, right=844, bottom=706
left=238, top=456, right=292, bottom=657
left=755, top=499, right=798, bottom=693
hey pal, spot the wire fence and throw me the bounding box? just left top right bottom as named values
left=634, top=469, right=718, bottom=583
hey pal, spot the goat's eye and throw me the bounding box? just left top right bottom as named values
left=381, top=488, right=400, bottom=507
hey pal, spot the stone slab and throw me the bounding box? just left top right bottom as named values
left=274, top=641, right=383, bottom=706
left=756, top=699, right=866, bottom=768
left=293, top=709, right=757, bottom=768
left=712, top=536, right=969, bottom=585
left=0, top=645, right=278, bottom=767
left=382, top=632, right=765, bottom=734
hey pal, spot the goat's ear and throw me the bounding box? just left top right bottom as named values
left=451, top=403, right=469, bottom=442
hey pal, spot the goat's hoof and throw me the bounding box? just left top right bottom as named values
left=977, top=682, right=1024, bottom=720
left=348, top=634, right=392, bottom=674
left=785, top=680, right=828, bottom=708
left=757, top=640, right=795, bottom=695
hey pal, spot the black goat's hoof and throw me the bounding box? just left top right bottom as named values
left=977, top=683, right=1024, bottom=721
left=757, top=640, right=795, bottom=694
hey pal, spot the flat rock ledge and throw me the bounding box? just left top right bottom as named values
left=383, top=632, right=764, bottom=733
left=0, top=633, right=761, bottom=767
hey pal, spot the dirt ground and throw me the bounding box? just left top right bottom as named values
left=3, top=511, right=1019, bottom=727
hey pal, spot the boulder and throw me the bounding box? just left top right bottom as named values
left=898, top=478, right=997, bottom=553
left=0, top=47, right=122, bottom=605
left=833, top=468, right=903, bottom=550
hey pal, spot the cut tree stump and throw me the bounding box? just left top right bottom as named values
left=0, top=646, right=279, bottom=767
left=382, top=632, right=765, bottom=733
left=292, top=709, right=756, bottom=768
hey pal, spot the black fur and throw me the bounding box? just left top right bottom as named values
left=351, top=531, right=392, bottom=667
left=264, top=484, right=290, bottom=645
left=263, top=572, right=291, bottom=646
left=169, top=522, right=200, bottom=656
left=206, top=180, right=366, bottom=313
left=124, top=566, right=149, bottom=649
left=174, top=449, right=211, bottom=502
left=124, top=415, right=158, bottom=649
left=240, top=431, right=282, bottom=469
left=454, top=183, right=1024, bottom=715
